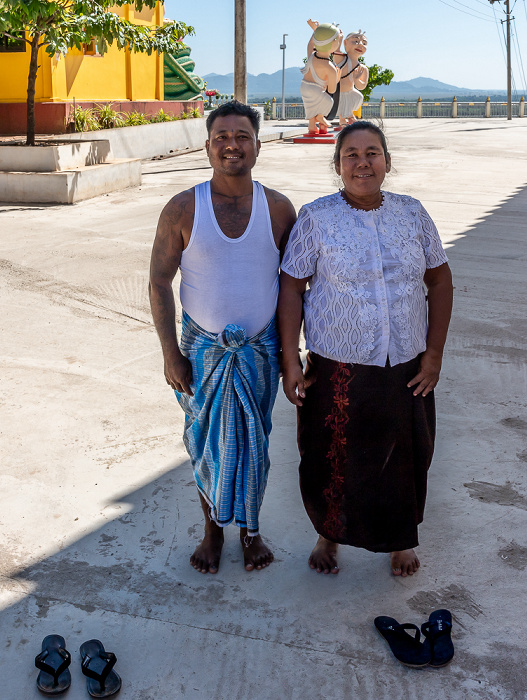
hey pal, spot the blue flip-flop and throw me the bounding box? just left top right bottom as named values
left=374, top=616, right=431, bottom=668
left=421, top=609, right=454, bottom=667
left=80, top=639, right=121, bottom=697
left=35, top=634, right=71, bottom=695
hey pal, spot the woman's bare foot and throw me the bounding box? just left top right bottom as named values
left=309, top=535, right=339, bottom=574
left=190, top=527, right=224, bottom=574
left=390, top=549, right=420, bottom=577
left=240, top=531, right=274, bottom=571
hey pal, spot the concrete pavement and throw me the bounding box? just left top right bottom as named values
left=1, top=118, right=527, bottom=699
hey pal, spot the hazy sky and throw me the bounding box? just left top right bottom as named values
left=164, top=0, right=527, bottom=92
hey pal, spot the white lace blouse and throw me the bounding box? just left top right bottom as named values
left=281, top=191, right=448, bottom=367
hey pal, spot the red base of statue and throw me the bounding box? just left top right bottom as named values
left=292, top=129, right=337, bottom=144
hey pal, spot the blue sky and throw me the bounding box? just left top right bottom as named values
left=164, top=0, right=527, bottom=92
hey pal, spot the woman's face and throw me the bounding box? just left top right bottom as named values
left=335, top=130, right=390, bottom=201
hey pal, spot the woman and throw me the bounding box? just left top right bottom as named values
left=279, top=122, right=453, bottom=577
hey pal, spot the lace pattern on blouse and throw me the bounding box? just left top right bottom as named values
left=281, top=191, right=448, bottom=366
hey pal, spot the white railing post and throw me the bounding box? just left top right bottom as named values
left=485, top=96, right=491, bottom=118
left=271, top=97, right=277, bottom=120
left=520, top=97, right=525, bottom=118
left=452, top=96, right=457, bottom=118
left=380, top=97, right=385, bottom=119
left=417, top=96, right=422, bottom=118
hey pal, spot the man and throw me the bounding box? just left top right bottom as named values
left=149, top=101, right=296, bottom=574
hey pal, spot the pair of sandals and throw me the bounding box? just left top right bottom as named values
left=35, top=636, right=121, bottom=697
left=375, top=609, right=454, bottom=668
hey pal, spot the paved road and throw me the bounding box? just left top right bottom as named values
left=1, top=118, right=526, bottom=699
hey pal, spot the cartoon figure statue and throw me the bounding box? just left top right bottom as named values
left=335, top=31, right=369, bottom=125
left=300, top=20, right=342, bottom=135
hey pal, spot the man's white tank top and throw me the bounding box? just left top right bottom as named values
left=179, top=180, right=280, bottom=338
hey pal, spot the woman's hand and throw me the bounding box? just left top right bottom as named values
left=282, top=362, right=306, bottom=406
left=407, top=349, right=442, bottom=397
left=409, top=262, right=453, bottom=397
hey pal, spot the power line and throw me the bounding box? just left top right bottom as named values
left=492, top=2, right=508, bottom=61
left=446, top=0, right=497, bottom=18
left=512, top=20, right=527, bottom=92
left=437, top=0, right=495, bottom=20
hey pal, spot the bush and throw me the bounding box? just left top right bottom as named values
left=94, top=103, right=125, bottom=129
left=123, top=111, right=150, bottom=126
left=150, top=108, right=173, bottom=123
left=72, top=106, right=100, bottom=132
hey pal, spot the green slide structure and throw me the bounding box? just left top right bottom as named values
left=164, top=47, right=205, bottom=101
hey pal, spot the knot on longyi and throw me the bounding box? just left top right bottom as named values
left=216, top=324, right=247, bottom=350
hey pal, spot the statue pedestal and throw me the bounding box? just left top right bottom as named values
left=293, top=129, right=337, bottom=144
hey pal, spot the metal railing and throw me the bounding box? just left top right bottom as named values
left=259, top=97, right=525, bottom=120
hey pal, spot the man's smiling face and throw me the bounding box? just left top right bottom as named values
left=206, top=115, right=260, bottom=176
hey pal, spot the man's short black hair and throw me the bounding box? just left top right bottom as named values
left=206, top=100, right=260, bottom=137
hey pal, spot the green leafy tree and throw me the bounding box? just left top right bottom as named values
left=0, top=1, right=193, bottom=145
left=359, top=58, right=394, bottom=102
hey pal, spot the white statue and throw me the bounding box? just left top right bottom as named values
left=334, top=31, right=369, bottom=125
left=300, top=20, right=342, bottom=135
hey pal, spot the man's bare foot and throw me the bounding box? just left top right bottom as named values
left=309, top=535, right=339, bottom=574
left=241, top=530, right=274, bottom=571
left=190, top=528, right=224, bottom=574
left=191, top=492, right=225, bottom=574
left=390, top=549, right=420, bottom=577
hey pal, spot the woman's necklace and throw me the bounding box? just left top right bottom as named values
left=340, top=189, right=383, bottom=211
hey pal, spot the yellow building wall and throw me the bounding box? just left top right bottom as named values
left=0, top=2, right=164, bottom=103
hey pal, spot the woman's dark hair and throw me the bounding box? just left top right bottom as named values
left=206, top=100, right=260, bottom=137
left=333, top=121, right=389, bottom=168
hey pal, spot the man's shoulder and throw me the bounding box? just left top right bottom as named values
left=262, top=185, right=295, bottom=215
left=159, top=185, right=197, bottom=225
left=261, top=185, right=297, bottom=248
left=163, top=185, right=196, bottom=211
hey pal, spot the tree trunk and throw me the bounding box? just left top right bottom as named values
left=26, top=33, right=41, bottom=146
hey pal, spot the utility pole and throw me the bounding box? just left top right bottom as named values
left=280, top=34, right=288, bottom=120
left=234, top=0, right=246, bottom=103
left=489, top=0, right=513, bottom=120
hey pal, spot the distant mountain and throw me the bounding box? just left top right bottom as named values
left=202, top=70, right=503, bottom=100
left=203, top=68, right=303, bottom=97
left=370, top=76, right=493, bottom=100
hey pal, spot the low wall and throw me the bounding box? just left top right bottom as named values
left=0, top=140, right=112, bottom=172
left=54, top=118, right=207, bottom=160
left=0, top=159, right=142, bottom=204
left=0, top=100, right=204, bottom=135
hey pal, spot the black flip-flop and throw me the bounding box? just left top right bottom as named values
left=35, top=634, right=71, bottom=695
left=80, top=639, right=121, bottom=698
left=374, top=616, right=431, bottom=668
left=421, top=609, right=454, bottom=667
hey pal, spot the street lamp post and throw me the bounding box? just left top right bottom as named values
left=489, top=0, right=513, bottom=120
left=280, top=34, right=287, bottom=120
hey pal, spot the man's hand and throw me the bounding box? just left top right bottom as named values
left=282, top=362, right=305, bottom=406
left=407, top=349, right=442, bottom=397
left=165, top=354, right=194, bottom=396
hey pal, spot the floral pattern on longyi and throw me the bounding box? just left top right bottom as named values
left=321, top=362, right=355, bottom=541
